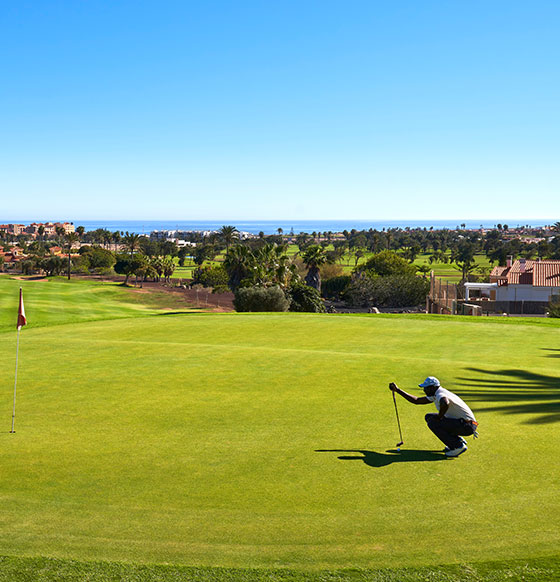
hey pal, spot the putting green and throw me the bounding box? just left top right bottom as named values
left=0, top=280, right=558, bottom=570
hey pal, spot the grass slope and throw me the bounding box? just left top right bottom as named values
left=0, top=278, right=558, bottom=574
left=0, top=275, right=201, bottom=332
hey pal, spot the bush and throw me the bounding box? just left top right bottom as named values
left=84, top=247, right=116, bottom=272
left=20, top=259, right=37, bottom=275
left=320, top=262, right=343, bottom=280
left=287, top=283, right=325, bottom=312
left=39, top=255, right=66, bottom=277
left=360, top=250, right=417, bottom=277
left=344, top=274, right=429, bottom=308
left=548, top=301, right=560, bottom=318
left=192, top=265, right=229, bottom=288
left=114, top=254, right=147, bottom=284
left=233, top=286, right=289, bottom=312
left=212, top=285, right=230, bottom=294
left=321, top=275, right=351, bottom=299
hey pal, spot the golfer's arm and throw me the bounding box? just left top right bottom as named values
left=437, top=398, right=449, bottom=419
left=393, top=387, right=430, bottom=405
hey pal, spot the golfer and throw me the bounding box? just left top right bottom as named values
left=389, top=377, right=478, bottom=457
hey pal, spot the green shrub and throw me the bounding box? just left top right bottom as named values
left=359, top=250, right=417, bottom=277
left=344, top=273, right=429, bottom=308
left=287, top=283, right=325, bottom=312
left=114, top=254, right=147, bottom=284
left=85, top=247, right=116, bottom=272
left=321, top=275, right=351, bottom=299
left=193, top=265, right=229, bottom=288
left=212, top=285, right=230, bottom=294
left=548, top=301, right=560, bottom=318
left=233, top=286, right=289, bottom=312
left=20, top=259, right=37, bottom=276
left=39, top=255, right=66, bottom=277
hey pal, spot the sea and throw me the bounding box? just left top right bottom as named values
left=5, top=219, right=549, bottom=236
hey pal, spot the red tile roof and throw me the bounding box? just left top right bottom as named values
left=534, top=261, right=560, bottom=287
left=490, top=260, right=560, bottom=287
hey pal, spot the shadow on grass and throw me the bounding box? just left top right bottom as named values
left=542, top=348, right=560, bottom=358
left=316, top=449, right=445, bottom=467
left=154, top=310, right=206, bottom=316
left=457, top=367, right=560, bottom=424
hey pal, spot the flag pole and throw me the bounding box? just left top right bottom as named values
left=11, top=327, right=21, bottom=433
left=12, top=287, right=26, bottom=434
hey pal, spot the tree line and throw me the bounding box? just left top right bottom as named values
left=4, top=222, right=560, bottom=312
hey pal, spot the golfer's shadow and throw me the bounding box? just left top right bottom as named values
left=316, top=449, right=445, bottom=467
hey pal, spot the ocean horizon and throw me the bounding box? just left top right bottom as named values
left=2, top=219, right=550, bottom=236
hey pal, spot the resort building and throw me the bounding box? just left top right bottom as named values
left=464, top=257, right=560, bottom=314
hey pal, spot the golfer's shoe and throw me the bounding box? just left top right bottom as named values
left=445, top=444, right=468, bottom=458
left=443, top=437, right=466, bottom=452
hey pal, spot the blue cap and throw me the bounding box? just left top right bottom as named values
left=419, top=376, right=440, bottom=388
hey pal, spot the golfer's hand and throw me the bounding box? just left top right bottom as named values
left=389, top=382, right=398, bottom=392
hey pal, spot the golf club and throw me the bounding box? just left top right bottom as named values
left=391, top=385, right=404, bottom=448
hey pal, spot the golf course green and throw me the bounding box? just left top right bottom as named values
left=0, top=276, right=559, bottom=580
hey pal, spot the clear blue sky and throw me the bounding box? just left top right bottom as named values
left=1, top=1, right=558, bottom=221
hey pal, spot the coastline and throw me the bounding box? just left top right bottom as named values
left=1, top=219, right=550, bottom=236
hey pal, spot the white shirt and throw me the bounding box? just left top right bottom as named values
left=426, top=387, right=476, bottom=422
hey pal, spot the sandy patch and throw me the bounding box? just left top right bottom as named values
left=10, top=276, right=49, bottom=282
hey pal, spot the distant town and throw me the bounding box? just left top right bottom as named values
left=0, top=221, right=76, bottom=237
left=1, top=220, right=560, bottom=317
left=1, top=221, right=557, bottom=242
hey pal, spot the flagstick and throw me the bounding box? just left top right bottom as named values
left=11, top=328, right=21, bottom=433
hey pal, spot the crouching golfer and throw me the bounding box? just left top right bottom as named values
left=389, top=377, right=478, bottom=457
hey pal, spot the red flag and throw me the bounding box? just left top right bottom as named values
left=17, top=288, right=27, bottom=330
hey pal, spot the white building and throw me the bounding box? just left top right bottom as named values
left=464, top=258, right=560, bottom=310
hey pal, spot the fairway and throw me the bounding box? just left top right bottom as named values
left=0, top=284, right=559, bottom=572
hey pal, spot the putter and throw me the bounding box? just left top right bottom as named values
left=391, top=388, right=404, bottom=449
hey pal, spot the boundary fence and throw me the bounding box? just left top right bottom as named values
left=426, top=273, right=464, bottom=314
left=426, top=272, right=549, bottom=316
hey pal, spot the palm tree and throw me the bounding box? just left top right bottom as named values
left=162, top=256, right=176, bottom=282
left=450, top=241, right=477, bottom=283
left=301, top=245, right=328, bottom=291
left=150, top=256, right=164, bottom=281
left=401, top=245, right=420, bottom=264
left=331, top=245, right=346, bottom=264
left=112, top=231, right=121, bottom=252
left=219, top=225, right=239, bottom=254
left=416, top=264, right=431, bottom=278
left=122, top=232, right=141, bottom=257
left=429, top=250, right=448, bottom=265
left=354, top=248, right=365, bottom=267
left=103, top=231, right=113, bottom=250
left=251, top=243, right=291, bottom=287
left=55, top=226, right=65, bottom=246
left=223, top=244, right=252, bottom=290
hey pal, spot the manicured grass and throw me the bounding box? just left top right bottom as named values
left=0, top=281, right=558, bottom=572
left=172, top=264, right=196, bottom=279
left=0, top=275, right=202, bottom=333
left=413, top=253, right=493, bottom=282
left=171, top=259, right=224, bottom=279
left=0, top=554, right=558, bottom=581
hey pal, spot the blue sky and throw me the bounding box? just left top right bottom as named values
left=1, top=1, right=559, bottom=221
